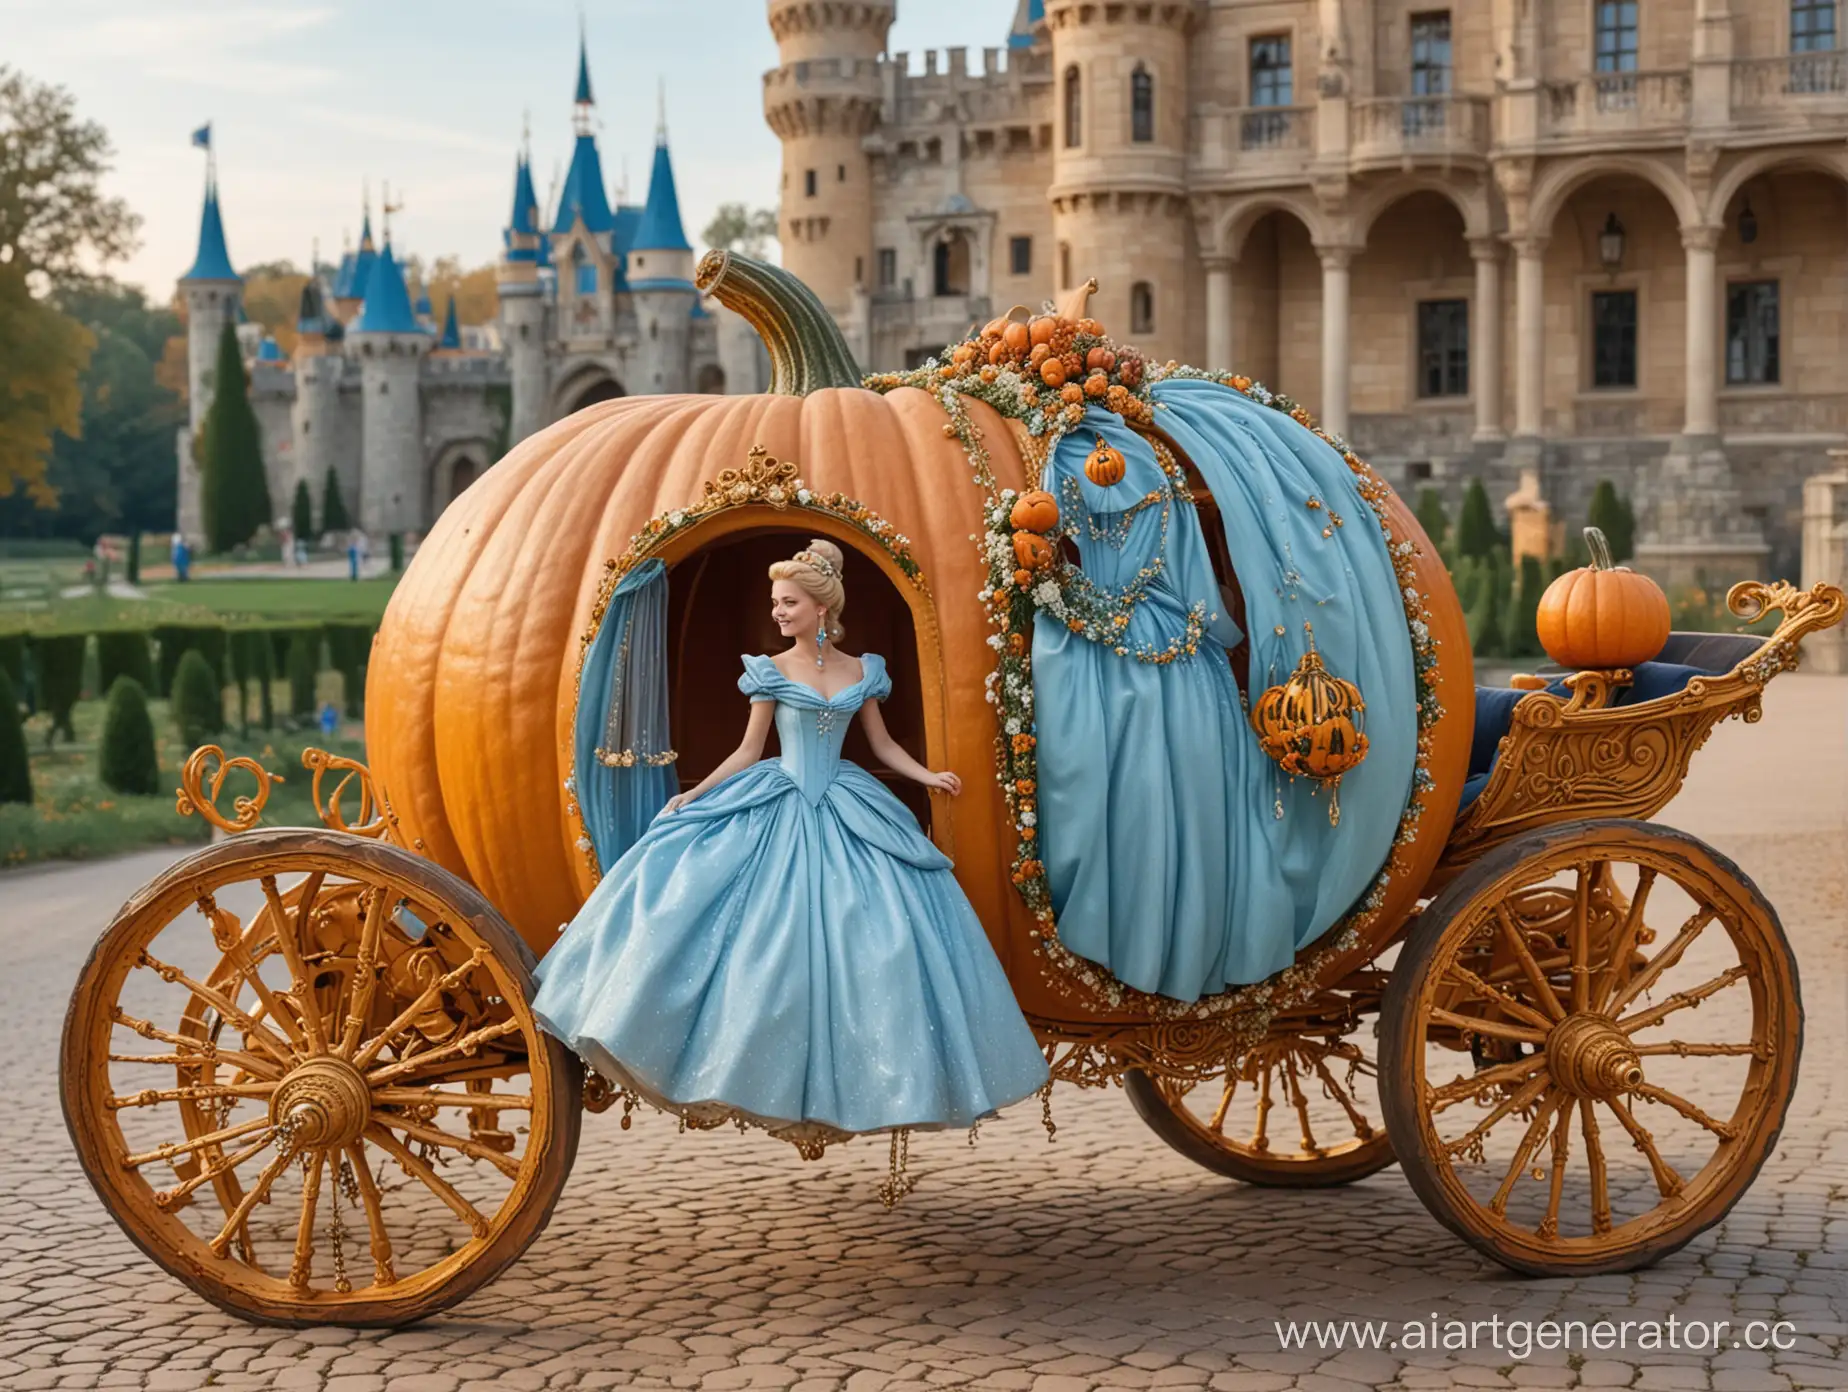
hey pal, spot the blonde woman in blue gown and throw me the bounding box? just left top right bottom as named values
left=531, top=539, right=1050, bottom=1175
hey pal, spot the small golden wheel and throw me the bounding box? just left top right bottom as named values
left=61, top=829, right=582, bottom=1327
left=1124, top=1018, right=1396, bottom=1187
left=1380, top=819, right=1801, bottom=1276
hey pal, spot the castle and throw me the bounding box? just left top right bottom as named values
left=766, top=0, right=1848, bottom=585
left=175, top=39, right=762, bottom=546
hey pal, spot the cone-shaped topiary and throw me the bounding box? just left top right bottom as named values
left=291, top=478, right=315, bottom=544
left=126, top=532, right=141, bottom=586
left=1513, top=554, right=1546, bottom=658
left=1456, top=478, right=1496, bottom=560
left=33, top=633, right=85, bottom=746
left=199, top=321, right=272, bottom=552
left=0, top=667, right=31, bottom=805
left=322, top=466, right=351, bottom=534
left=1414, top=486, right=1450, bottom=548
left=171, top=648, right=223, bottom=751
left=100, top=676, right=160, bottom=795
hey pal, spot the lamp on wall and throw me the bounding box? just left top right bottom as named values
left=1598, top=213, right=1626, bottom=272
left=1738, top=197, right=1759, bottom=244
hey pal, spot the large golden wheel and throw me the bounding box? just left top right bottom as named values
left=1380, top=819, right=1800, bottom=1276
left=1124, top=1009, right=1396, bottom=1187
left=61, top=829, right=582, bottom=1327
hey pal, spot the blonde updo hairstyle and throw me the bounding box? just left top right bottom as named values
left=768, top=538, right=847, bottom=643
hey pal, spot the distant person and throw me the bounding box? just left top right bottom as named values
left=347, top=533, right=361, bottom=582
left=172, top=534, right=191, bottom=583
left=318, top=701, right=339, bottom=738
left=295, top=537, right=308, bottom=566
left=277, top=519, right=294, bottom=567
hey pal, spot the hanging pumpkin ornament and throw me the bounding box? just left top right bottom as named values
left=1536, top=526, right=1671, bottom=670
left=1009, top=489, right=1060, bottom=533
left=1249, top=635, right=1370, bottom=826
left=1084, top=435, right=1126, bottom=487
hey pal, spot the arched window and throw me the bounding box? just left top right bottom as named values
left=1063, top=65, right=1082, bottom=147
left=1131, top=64, right=1155, bottom=143
left=1130, top=281, right=1155, bottom=334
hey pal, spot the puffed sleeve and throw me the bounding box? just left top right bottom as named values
left=860, top=653, right=893, bottom=702
left=737, top=655, right=779, bottom=702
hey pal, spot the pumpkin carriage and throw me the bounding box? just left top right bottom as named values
left=60, top=254, right=1845, bottom=1328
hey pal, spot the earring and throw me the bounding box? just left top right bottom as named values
left=815, top=614, right=827, bottom=669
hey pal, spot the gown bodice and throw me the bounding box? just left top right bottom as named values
left=739, top=652, right=892, bottom=802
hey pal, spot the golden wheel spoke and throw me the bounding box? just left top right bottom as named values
left=108, top=1049, right=282, bottom=1079
left=133, top=950, right=296, bottom=1067
left=1441, top=961, right=1557, bottom=1032
left=1310, top=1055, right=1375, bottom=1141
left=1494, top=905, right=1566, bottom=1022
left=209, top=1146, right=296, bottom=1256
left=261, top=874, right=328, bottom=1053
left=201, top=900, right=308, bottom=1055
left=153, top=1135, right=272, bottom=1212
left=1632, top=1082, right=1737, bottom=1140
left=1251, top=1065, right=1274, bottom=1153
left=1606, top=908, right=1717, bottom=1017
left=1569, top=861, right=1594, bottom=1014
left=1283, top=1056, right=1321, bottom=1156
left=1442, top=1072, right=1551, bottom=1160
left=108, top=1081, right=276, bottom=1110
left=122, top=1115, right=272, bottom=1170
left=289, top=1149, right=325, bottom=1289
left=371, top=1088, right=533, bottom=1111
left=1591, top=866, right=1656, bottom=1011
left=375, top=1113, right=523, bottom=1178
left=1580, top=1098, right=1612, bottom=1235
left=1428, top=1006, right=1547, bottom=1045
left=1206, top=1075, right=1236, bottom=1135
left=1490, top=1090, right=1563, bottom=1216
left=1538, top=1099, right=1573, bottom=1239
left=1618, top=965, right=1750, bottom=1036
left=1605, top=1095, right=1685, bottom=1199
left=1428, top=1053, right=1550, bottom=1114
left=363, top=1018, right=523, bottom=1087
left=344, top=1141, right=397, bottom=1287
left=1632, top=1040, right=1763, bottom=1059
left=337, top=889, right=391, bottom=1058
left=351, top=949, right=491, bottom=1070
left=363, top=1125, right=490, bottom=1239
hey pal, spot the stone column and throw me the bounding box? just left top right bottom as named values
left=1317, top=244, right=1352, bottom=439
left=1204, top=257, right=1234, bottom=372
left=1512, top=235, right=1547, bottom=438
left=1469, top=236, right=1504, bottom=442
left=1682, top=224, right=1721, bottom=438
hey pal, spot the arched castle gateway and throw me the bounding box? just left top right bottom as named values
left=767, top=0, right=1848, bottom=586
left=175, top=35, right=768, bottom=547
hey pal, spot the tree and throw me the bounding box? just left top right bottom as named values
left=170, top=648, right=222, bottom=750
left=1512, top=555, right=1546, bottom=658
left=0, top=667, right=30, bottom=804
left=99, top=675, right=159, bottom=795
left=420, top=256, right=498, bottom=327
left=702, top=203, right=778, bottom=258
left=0, top=263, right=92, bottom=507
left=291, top=477, right=314, bottom=541
left=1456, top=478, right=1496, bottom=560
left=1413, top=486, right=1449, bottom=548
left=198, top=321, right=271, bottom=551
left=241, top=260, right=309, bottom=356
left=321, top=466, right=351, bottom=534
left=285, top=629, right=320, bottom=718
left=1615, top=494, right=1638, bottom=564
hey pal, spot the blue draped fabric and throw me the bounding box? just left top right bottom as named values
left=535, top=654, right=1050, bottom=1133
left=1029, top=386, right=1418, bottom=1000
left=575, top=559, right=676, bottom=870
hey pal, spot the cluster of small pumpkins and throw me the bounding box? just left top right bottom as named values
left=1007, top=487, right=1061, bottom=588
left=938, top=305, right=1158, bottom=428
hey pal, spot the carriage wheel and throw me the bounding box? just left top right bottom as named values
left=1124, top=1023, right=1396, bottom=1187
left=61, top=829, right=582, bottom=1327
left=1379, top=819, right=1800, bottom=1276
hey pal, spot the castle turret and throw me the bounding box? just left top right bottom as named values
left=177, top=172, right=242, bottom=545
left=349, top=238, right=430, bottom=535
left=764, top=0, right=891, bottom=355
left=550, top=34, right=619, bottom=346
left=291, top=276, right=345, bottom=532
left=627, top=103, right=697, bottom=394
left=497, top=151, right=549, bottom=443
left=1046, top=0, right=1193, bottom=364
left=331, top=200, right=378, bottom=324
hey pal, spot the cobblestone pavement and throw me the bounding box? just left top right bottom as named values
left=3, top=676, right=1843, bottom=1391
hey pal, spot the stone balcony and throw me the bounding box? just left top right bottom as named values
left=1349, top=95, right=1492, bottom=168
left=1728, top=50, right=1848, bottom=129
left=1541, top=69, right=1693, bottom=142
left=1189, top=105, right=1316, bottom=182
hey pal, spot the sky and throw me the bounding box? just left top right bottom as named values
left=4, top=0, right=1022, bottom=297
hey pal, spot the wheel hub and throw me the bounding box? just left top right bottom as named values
left=1545, top=1013, right=1644, bottom=1099
left=269, top=1056, right=371, bottom=1151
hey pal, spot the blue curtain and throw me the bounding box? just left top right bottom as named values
left=575, top=558, right=676, bottom=872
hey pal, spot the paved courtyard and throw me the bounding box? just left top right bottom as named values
left=1, top=675, right=1843, bottom=1392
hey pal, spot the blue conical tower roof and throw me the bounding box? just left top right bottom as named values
left=633, top=137, right=691, bottom=252
left=508, top=156, right=539, bottom=236
left=574, top=34, right=594, bottom=106
left=354, top=240, right=425, bottom=335
left=554, top=135, right=614, bottom=234
left=438, top=297, right=461, bottom=349
left=181, top=177, right=239, bottom=283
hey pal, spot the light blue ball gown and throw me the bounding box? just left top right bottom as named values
left=531, top=652, right=1050, bottom=1149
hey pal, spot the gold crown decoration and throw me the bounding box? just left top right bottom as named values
left=1249, top=628, right=1370, bottom=827
left=792, top=549, right=838, bottom=578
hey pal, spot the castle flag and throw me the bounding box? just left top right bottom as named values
left=191, top=123, right=211, bottom=150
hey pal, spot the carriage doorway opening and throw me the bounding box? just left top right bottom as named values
left=664, top=526, right=935, bottom=835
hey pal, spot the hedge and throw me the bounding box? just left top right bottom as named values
left=286, top=629, right=321, bottom=718
left=100, top=676, right=161, bottom=795
left=154, top=624, right=227, bottom=698
left=96, top=630, right=155, bottom=695
left=32, top=633, right=86, bottom=745
left=0, top=668, right=30, bottom=805
left=171, top=649, right=223, bottom=750
left=325, top=623, right=372, bottom=717
left=0, top=632, right=25, bottom=689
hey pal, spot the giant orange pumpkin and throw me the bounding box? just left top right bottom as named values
left=365, top=251, right=1474, bottom=1025
left=1536, top=527, right=1671, bottom=670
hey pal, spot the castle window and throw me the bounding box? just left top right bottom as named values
left=933, top=233, right=971, bottom=297
left=1594, top=2, right=1639, bottom=73
left=573, top=244, right=596, bottom=296
left=1250, top=35, right=1292, bottom=106
left=855, top=256, right=864, bottom=284
left=1131, top=64, right=1154, bottom=143
left=1410, top=13, right=1452, bottom=95
left=878, top=247, right=897, bottom=288
left=1590, top=289, right=1638, bottom=388
left=837, top=163, right=847, bottom=181
left=1130, top=281, right=1155, bottom=334
left=1059, top=241, right=1072, bottom=288
left=1063, top=65, right=1082, bottom=147
left=1726, top=280, right=1780, bottom=384
left=1416, top=299, right=1469, bottom=397
left=804, top=168, right=817, bottom=197
left=1010, top=236, right=1032, bottom=275
left=1792, top=0, right=1837, bottom=52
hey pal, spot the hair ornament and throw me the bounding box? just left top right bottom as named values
left=792, top=549, right=838, bottom=578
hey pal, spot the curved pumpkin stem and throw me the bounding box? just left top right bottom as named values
left=1584, top=526, right=1616, bottom=570
left=1060, top=277, right=1099, bottom=323
left=694, top=250, right=862, bottom=396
